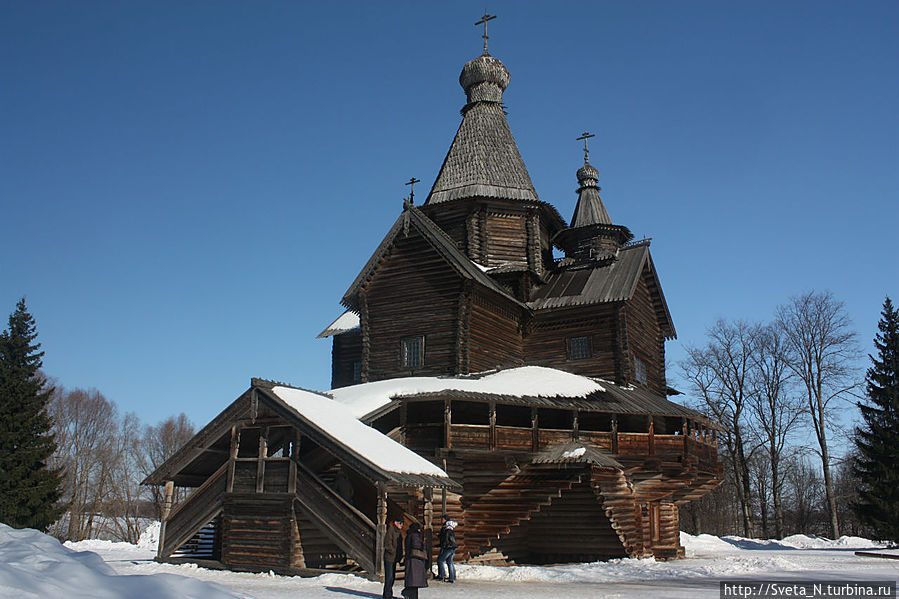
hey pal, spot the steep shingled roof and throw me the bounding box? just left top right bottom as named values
left=425, top=53, right=538, bottom=205
left=570, top=162, right=612, bottom=227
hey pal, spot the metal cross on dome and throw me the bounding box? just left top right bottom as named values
left=475, top=12, right=497, bottom=54
left=577, top=131, right=596, bottom=164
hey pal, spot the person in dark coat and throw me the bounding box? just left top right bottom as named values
left=382, top=518, right=404, bottom=599
left=402, top=522, right=428, bottom=599
left=435, top=519, right=458, bottom=583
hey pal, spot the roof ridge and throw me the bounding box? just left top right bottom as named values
left=252, top=377, right=333, bottom=399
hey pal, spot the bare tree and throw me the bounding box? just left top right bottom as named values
left=747, top=324, right=804, bottom=539
left=776, top=291, right=861, bottom=539
left=105, top=412, right=145, bottom=543
left=681, top=319, right=760, bottom=537
left=781, top=454, right=826, bottom=535
left=139, top=413, right=194, bottom=518
left=48, top=388, right=119, bottom=541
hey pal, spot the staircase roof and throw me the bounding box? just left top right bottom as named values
left=142, top=379, right=459, bottom=490
left=531, top=441, right=623, bottom=469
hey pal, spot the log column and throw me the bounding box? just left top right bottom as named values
left=444, top=400, right=452, bottom=449
left=423, top=487, right=434, bottom=570
left=256, top=427, right=268, bottom=493
left=156, top=480, right=174, bottom=559
left=227, top=425, right=240, bottom=493
left=375, top=482, right=387, bottom=579
left=611, top=414, right=619, bottom=454
left=488, top=402, right=496, bottom=450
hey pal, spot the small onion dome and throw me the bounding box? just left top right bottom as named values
left=576, top=162, right=599, bottom=188
left=460, top=53, right=510, bottom=104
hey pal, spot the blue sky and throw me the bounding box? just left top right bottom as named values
left=2, top=1, right=897, bottom=429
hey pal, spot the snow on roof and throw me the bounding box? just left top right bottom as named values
left=270, top=385, right=448, bottom=478
left=317, top=310, right=360, bottom=338
left=329, top=366, right=605, bottom=419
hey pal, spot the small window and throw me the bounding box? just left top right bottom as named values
left=569, top=336, right=591, bottom=360
left=634, top=356, right=648, bottom=385
left=401, top=336, right=424, bottom=368
left=352, top=361, right=362, bottom=383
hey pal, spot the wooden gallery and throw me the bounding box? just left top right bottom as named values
left=144, top=40, right=723, bottom=578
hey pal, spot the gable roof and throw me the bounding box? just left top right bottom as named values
left=143, top=379, right=458, bottom=489
left=527, top=242, right=676, bottom=339
left=341, top=205, right=524, bottom=310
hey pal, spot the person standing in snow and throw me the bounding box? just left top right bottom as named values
left=383, top=517, right=404, bottom=599
left=435, top=518, right=457, bottom=583
left=401, top=522, right=428, bottom=599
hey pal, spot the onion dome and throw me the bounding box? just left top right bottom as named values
left=576, top=163, right=599, bottom=187
left=460, top=53, right=510, bottom=105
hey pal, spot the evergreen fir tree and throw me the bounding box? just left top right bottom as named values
left=853, top=296, right=899, bottom=543
left=0, top=298, right=64, bottom=530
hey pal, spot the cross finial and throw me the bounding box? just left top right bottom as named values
left=576, top=131, right=596, bottom=164
left=405, top=177, right=421, bottom=205
left=475, top=12, right=497, bottom=55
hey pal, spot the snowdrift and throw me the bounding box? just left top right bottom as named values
left=0, top=523, right=243, bottom=599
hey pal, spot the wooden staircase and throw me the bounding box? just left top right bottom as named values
left=160, top=463, right=228, bottom=558
left=160, top=457, right=378, bottom=576
left=589, top=466, right=645, bottom=557
left=461, top=464, right=585, bottom=558
left=291, top=460, right=377, bottom=575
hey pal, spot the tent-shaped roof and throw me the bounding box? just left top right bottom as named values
left=425, top=53, right=538, bottom=205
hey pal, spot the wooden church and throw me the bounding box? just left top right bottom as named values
left=144, top=24, right=722, bottom=578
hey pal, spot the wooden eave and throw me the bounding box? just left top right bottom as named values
left=141, top=391, right=252, bottom=486
left=340, top=205, right=526, bottom=311
left=641, top=251, right=677, bottom=340
left=392, top=385, right=724, bottom=431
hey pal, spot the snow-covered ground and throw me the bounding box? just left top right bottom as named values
left=2, top=522, right=897, bottom=598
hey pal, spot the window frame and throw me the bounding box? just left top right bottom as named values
left=401, top=335, right=425, bottom=369
left=568, top=335, right=592, bottom=361
left=634, top=355, right=648, bottom=385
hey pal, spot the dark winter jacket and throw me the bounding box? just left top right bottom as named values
left=384, top=524, right=404, bottom=563
left=403, top=526, right=429, bottom=589
left=437, top=525, right=457, bottom=550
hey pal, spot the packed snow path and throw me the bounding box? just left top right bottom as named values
left=2, top=522, right=897, bottom=599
